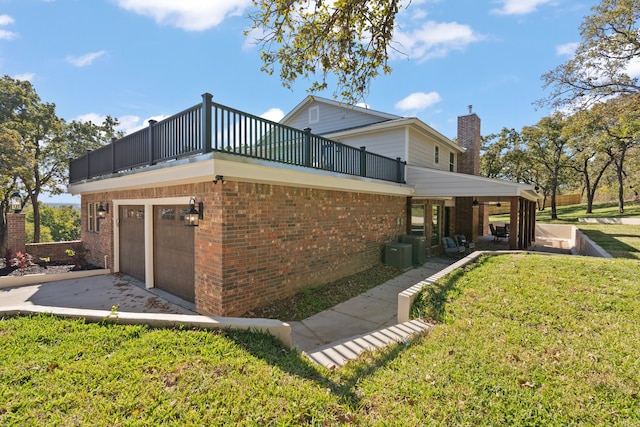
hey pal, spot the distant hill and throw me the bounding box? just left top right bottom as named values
left=45, top=203, right=80, bottom=209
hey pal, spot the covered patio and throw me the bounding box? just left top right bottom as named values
left=407, top=166, right=540, bottom=250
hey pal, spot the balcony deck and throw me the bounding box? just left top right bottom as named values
left=69, top=94, right=406, bottom=186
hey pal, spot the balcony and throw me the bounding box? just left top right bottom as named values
left=69, top=93, right=406, bottom=185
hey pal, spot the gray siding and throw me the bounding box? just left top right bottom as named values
left=283, top=101, right=391, bottom=134
left=331, top=128, right=406, bottom=160
left=407, top=128, right=452, bottom=171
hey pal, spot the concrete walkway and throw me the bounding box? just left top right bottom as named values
left=290, top=258, right=456, bottom=368
left=1, top=258, right=459, bottom=368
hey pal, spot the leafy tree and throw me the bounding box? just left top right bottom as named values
left=24, top=203, right=80, bottom=243
left=595, top=93, right=640, bottom=212
left=247, top=0, right=401, bottom=103
left=0, top=75, right=118, bottom=244
left=541, top=0, right=640, bottom=109
left=521, top=114, right=572, bottom=219
left=563, top=107, right=615, bottom=213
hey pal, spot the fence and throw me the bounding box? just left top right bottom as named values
left=70, top=94, right=405, bottom=184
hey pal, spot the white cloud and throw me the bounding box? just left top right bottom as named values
left=395, top=91, right=442, bottom=111
left=260, top=108, right=285, bottom=123
left=0, top=14, right=16, bottom=40
left=625, top=57, right=640, bottom=79
left=556, top=42, right=579, bottom=57
left=75, top=113, right=106, bottom=124
left=74, top=113, right=168, bottom=135
left=67, top=50, right=106, bottom=67
left=13, top=73, right=34, bottom=82
left=116, top=0, right=252, bottom=31
left=118, top=114, right=170, bottom=134
left=0, top=14, right=14, bottom=26
left=491, top=0, right=552, bottom=15
left=393, top=21, right=482, bottom=61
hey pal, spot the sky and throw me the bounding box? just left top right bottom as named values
left=1, top=0, right=601, bottom=203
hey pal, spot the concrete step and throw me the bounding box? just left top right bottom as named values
left=303, top=319, right=433, bottom=369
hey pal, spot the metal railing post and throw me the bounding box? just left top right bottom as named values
left=111, top=138, right=117, bottom=174
left=396, top=157, right=404, bottom=183
left=148, top=119, right=157, bottom=165
left=303, top=128, right=312, bottom=167
left=360, top=146, right=367, bottom=177
left=202, top=93, right=213, bottom=153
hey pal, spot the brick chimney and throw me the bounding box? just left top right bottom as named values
left=457, top=106, right=481, bottom=176
left=455, top=107, right=488, bottom=239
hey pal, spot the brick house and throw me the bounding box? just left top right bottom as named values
left=68, top=94, right=538, bottom=317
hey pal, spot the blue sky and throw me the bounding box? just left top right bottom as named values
left=1, top=0, right=599, bottom=202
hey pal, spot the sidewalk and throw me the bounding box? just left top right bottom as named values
left=0, top=258, right=458, bottom=368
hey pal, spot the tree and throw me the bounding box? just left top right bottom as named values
left=541, top=0, right=640, bottom=109
left=563, top=107, right=615, bottom=213
left=247, top=0, right=401, bottom=103
left=596, top=93, right=640, bottom=212
left=521, top=114, right=572, bottom=219
left=24, top=203, right=80, bottom=243
left=0, top=75, right=118, bottom=244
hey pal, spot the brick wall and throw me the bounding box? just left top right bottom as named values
left=198, top=181, right=406, bottom=316
left=81, top=194, right=115, bottom=271
left=26, top=240, right=84, bottom=263
left=80, top=180, right=406, bottom=317
left=6, top=213, right=25, bottom=257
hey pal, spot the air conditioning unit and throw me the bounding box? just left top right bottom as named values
left=384, top=242, right=413, bottom=270
left=399, top=235, right=427, bottom=266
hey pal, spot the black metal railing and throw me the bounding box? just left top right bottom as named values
left=69, top=93, right=406, bottom=184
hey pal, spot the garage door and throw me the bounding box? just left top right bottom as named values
left=119, top=205, right=145, bottom=282
left=153, top=205, right=195, bottom=302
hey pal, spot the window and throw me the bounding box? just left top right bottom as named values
left=309, top=106, right=319, bottom=124
left=88, top=202, right=100, bottom=232
left=431, top=205, right=441, bottom=246
left=411, top=204, right=425, bottom=235
left=434, top=145, right=439, bottom=164
left=449, top=152, right=455, bottom=172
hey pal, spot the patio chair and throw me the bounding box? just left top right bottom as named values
left=455, top=234, right=476, bottom=252
left=489, top=224, right=508, bottom=242
left=443, top=236, right=465, bottom=256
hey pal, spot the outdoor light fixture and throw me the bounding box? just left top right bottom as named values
left=496, top=202, right=502, bottom=208
left=213, top=175, right=226, bottom=184
left=184, top=196, right=203, bottom=226
left=97, top=202, right=109, bottom=219
left=9, top=192, right=22, bottom=213
left=472, top=199, right=479, bottom=206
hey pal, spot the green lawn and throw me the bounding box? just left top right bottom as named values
left=491, top=200, right=640, bottom=259
left=2, top=253, right=639, bottom=425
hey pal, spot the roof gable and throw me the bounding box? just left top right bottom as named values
left=280, top=95, right=401, bottom=135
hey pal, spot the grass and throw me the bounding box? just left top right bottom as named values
left=244, top=263, right=403, bottom=321
left=491, top=200, right=640, bottom=259
left=2, top=253, right=640, bottom=425
left=578, top=224, right=640, bottom=259
left=492, top=200, right=640, bottom=224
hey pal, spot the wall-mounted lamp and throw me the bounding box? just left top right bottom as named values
left=472, top=199, right=479, bottom=206
left=185, top=196, right=203, bottom=226
left=9, top=192, right=22, bottom=213
left=97, top=202, right=109, bottom=219
left=213, top=175, right=226, bottom=184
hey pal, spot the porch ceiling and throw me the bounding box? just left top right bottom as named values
left=406, top=165, right=539, bottom=202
